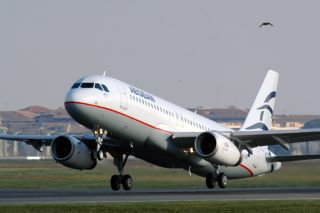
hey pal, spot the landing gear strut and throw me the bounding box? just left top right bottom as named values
left=110, top=152, right=132, bottom=191
left=92, top=127, right=107, bottom=161
left=206, top=173, right=228, bottom=189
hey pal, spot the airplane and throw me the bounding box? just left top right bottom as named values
left=1, top=69, right=320, bottom=191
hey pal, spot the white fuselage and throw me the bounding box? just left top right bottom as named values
left=64, top=75, right=280, bottom=179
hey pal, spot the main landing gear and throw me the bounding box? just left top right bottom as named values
left=206, top=173, right=228, bottom=189
left=110, top=152, right=132, bottom=191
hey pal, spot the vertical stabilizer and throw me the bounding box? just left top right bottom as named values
left=240, top=70, right=279, bottom=131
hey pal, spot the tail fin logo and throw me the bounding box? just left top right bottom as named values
left=245, top=91, right=276, bottom=131
left=264, top=91, right=276, bottom=103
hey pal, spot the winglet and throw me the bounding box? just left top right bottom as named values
left=240, top=70, right=279, bottom=131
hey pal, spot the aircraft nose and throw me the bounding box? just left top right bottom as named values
left=64, top=88, right=98, bottom=104
left=65, top=89, right=83, bottom=103
left=64, top=89, right=97, bottom=128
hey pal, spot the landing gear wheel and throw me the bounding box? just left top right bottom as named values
left=91, top=151, right=97, bottom=161
left=97, top=150, right=104, bottom=161
left=205, top=173, right=216, bottom=189
left=111, top=175, right=121, bottom=191
left=217, top=173, right=228, bottom=188
left=122, top=174, right=132, bottom=191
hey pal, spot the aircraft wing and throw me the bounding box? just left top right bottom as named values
left=231, top=128, right=320, bottom=149
left=0, top=135, right=54, bottom=145
left=169, top=129, right=320, bottom=150
left=0, top=134, right=118, bottom=152
left=267, top=154, right=320, bottom=162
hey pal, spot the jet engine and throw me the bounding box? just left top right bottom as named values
left=51, top=135, right=97, bottom=170
left=194, top=132, right=242, bottom=166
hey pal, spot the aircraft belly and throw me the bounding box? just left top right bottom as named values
left=218, top=166, right=250, bottom=179
left=219, top=153, right=272, bottom=179
left=101, top=111, right=151, bottom=146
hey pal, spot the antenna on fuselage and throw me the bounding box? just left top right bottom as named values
left=103, top=70, right=107, bottom=77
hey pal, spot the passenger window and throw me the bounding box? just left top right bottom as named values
left=81, top=83, right=94, bottom=88
left=95, top=83, right=103, bottom=91
left=101, top=84, right=109, bottom=92
left=71, top=82, right=81, bottom=89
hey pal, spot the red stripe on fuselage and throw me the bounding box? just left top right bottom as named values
left=240, top=163, right=254, bottom=177
left=64, top=101, right=173, bottom=134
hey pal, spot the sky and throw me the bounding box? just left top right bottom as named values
left=1, top=0, right=320, bottom=114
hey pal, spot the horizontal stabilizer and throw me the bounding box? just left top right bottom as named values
left=267, top=155, right=320, bottom=162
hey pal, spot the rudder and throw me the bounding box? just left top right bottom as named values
left=240, top=70, right=279, bottom=131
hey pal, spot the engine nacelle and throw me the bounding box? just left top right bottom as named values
left=194, top=132, right=242, bottom=166
left=51, top=135, right=97, bottom=170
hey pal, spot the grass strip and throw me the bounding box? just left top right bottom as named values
left=0, top=200, right=319, bottom=213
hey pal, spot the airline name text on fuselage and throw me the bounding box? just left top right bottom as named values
left=129, top=86, right=156, bottom=103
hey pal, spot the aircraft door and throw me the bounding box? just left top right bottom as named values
left=116, top=82, right=128, bottom=110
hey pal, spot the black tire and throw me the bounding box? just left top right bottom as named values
left=217, top=173, right=228, bottom=189
left=91, top=151, right=97, bottom=161
left=111, top=175, right=121, bottom=191
left=205, top=173, right=215, bottom=189
left=122, top=174, right=132, bottom=191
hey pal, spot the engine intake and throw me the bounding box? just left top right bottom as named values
left=51, top=135, right=97, bottom=170
left=194, top=132, right=242, bottom=166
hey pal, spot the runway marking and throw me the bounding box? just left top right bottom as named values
left=0, top=188, right=320, bottom=204
left=1, top=197, right=320, bottom=205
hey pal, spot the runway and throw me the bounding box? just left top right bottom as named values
left=0, top=188, right=319, bottom=204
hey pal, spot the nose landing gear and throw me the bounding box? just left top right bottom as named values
left=91, top=127, right=133, bottom=191
left=92, top=128, right=107, bottom=161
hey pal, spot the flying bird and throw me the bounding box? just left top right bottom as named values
left=259, top=22, right=274, bottom=27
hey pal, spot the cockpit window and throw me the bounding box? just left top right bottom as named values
left=95, top=83, right=103, bottom=91
left=71, top=82, right=81, bottom=89
left=101, top=84, right=109, bottom=92
left=80, top=82, right=94, bottom=88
